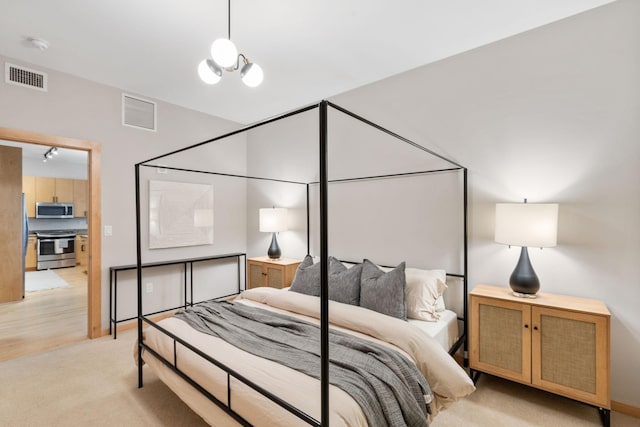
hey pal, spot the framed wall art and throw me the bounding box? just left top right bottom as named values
left=149, top=180, right=214, bottom=249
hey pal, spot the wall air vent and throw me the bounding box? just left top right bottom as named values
left=5, top=62, right=48, bottom=91
left=122, top=93, right=157, bottom=132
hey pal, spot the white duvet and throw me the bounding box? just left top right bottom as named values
left=140, top=287, right=475, bottom=426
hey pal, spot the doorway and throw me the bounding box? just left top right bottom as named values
left=0, top=127, right=102, bottom=341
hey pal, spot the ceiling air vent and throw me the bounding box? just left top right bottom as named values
left=5, top=62, right=48, bottom=91
left=122, top=94, right=157, bottom=132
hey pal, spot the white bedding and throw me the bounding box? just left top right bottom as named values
left=408, top=309, right=459, bottom=352
left=139, top=287, right=474, bottom=426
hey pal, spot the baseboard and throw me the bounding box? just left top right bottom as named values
left=612, top=400, right=640, bottom=418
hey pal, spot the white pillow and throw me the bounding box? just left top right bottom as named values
left=435, top=294, right=446, bottom=312
left=405, top=268, right=447, bottom=322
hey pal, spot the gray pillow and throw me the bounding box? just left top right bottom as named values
left=289, top=255, right=320, bottom=296
left=359, top=259, right=407, bottom=320
left=289, top=255, right=362, bottom=305
left=329, top=262, right=363, bottom=306
left=290, top=255, right=349, bottom=297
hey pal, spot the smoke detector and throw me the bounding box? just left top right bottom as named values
left=28, top=37, right=50, bottom=51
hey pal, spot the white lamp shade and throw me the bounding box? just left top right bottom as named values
left=259, top=208, right=288, bottom=233
left=495, top=203, right=558, bottom=248
left=198, top=59, right=221, bottom=84
left=211, top=38, right=238, bottom=68
left=241, top=62, right=263, bottom=87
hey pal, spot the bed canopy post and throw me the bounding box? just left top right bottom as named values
left=306, top=184, right=311, bottom=255
left=319, top=100, right=330, bottom=427
left=135, top=163, right=144, bottom=387
left=463, top=167, right=469, bottom=366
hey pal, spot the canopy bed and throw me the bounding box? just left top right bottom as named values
left=134, top=100, right=473, bottom=426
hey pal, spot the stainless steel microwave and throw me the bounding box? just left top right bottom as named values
left=35, top=202, right=74, bottom=219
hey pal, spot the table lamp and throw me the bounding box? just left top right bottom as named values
left=259, top=207, right=288, bottom=259
left=494, top=200, right=558, bottom=297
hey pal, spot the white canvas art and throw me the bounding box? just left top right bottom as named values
left=149, top=180, right=214, bottom=249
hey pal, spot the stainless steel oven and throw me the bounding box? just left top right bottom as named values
left=36, top=231, right=76, bottom=270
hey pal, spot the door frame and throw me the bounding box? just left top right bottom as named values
left=0, top=127, right=102, bottom=338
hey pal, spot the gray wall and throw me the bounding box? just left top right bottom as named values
left=329, top=0, right=640, bottom=407
left=0, top=54, right=245, bottom=327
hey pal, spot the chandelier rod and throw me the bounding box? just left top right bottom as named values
left=227, top=0, right=231, bottom=40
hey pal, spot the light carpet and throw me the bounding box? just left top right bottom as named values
left=0, top=329, right=637, bottom=427
left=25, top=269, right=71, bottom=292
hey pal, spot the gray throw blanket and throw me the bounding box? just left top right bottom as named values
left=175, top=301, right=431, bottom=427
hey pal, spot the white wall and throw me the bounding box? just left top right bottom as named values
left=1, top=0, right=637, bottom=408
left=0, top=54, right=245, bottom=327
left=244, top=106, right=466, bottom=274
left=329, top=0, right=640, bottom=407
left=245, top=108, right=318, bottom=260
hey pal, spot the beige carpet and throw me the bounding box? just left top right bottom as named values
left=0, top=329, right=637, bottom=427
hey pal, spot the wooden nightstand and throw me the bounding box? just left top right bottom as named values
left=247, top=256, right=302, bottom=289
left=469, top=284, right=611, bottom=425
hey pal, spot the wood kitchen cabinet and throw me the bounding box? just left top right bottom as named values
left=470, top=284, right=610, bottom=423
left=25, top=236, right=37, bottom=271
left=247, top=256, right=301, bottom=289
left=35, top=176, right=74, bottom=203
left=22, top=175, right=36, bottom=217
left=25, top=176, right=87, bottom=216
left=73, top=179, right=88, bottom=217
left=76, top=235, right=89, bottom=269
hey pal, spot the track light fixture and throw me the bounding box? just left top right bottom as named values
left=42, top=146, right=58, bottom=162
left=198, top=0, right=263, bottom=88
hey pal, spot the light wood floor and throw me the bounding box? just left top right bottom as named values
left=0, top=266, right=87, bottom=362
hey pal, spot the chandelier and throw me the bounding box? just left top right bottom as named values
left=198, top=0, right=263, bottom=88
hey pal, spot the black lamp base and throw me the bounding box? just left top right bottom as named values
left=267, top=233, right=281, bottom=260
left=509, top=246, right=540, bottom=297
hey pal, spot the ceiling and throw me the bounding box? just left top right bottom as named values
left=0, top=139, right=87, bottom=165
left=0, top=0, right=614, bottom=124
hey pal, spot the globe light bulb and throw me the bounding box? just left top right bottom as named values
left=198, top=59, right=222, bottom=85
left=240, top=62, right=263, bottom=87
left=211, top=38, right=238, bottom=68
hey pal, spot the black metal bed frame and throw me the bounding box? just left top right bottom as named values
left=135, top=100, right=468, bottom=427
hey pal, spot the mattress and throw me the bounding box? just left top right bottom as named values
left=408, top=309, right=459, bottom=352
